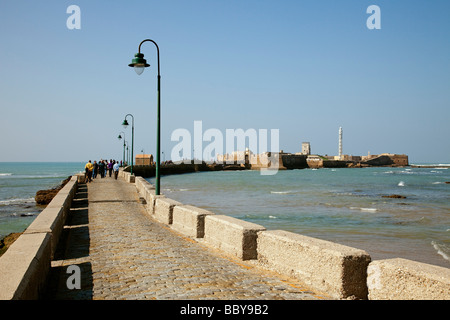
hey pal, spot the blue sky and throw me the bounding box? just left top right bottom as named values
left=0, top=0, right=449, bottom=163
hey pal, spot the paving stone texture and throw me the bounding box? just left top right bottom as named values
left=44, top=176, right=329, bottom=300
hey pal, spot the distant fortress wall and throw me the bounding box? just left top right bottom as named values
left=362, top=153, right=409, bottom=167
left=215, top=151, right=408, bottom=170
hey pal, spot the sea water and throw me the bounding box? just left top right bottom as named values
left=0, top=162, right=84, bottom=239
left=147, top=166, right=450, bottom=268
left=2, top=162, right=449, bottom=269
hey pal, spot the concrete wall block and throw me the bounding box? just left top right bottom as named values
left=122, top=172, right=133, bottom=183
left=257, top=230, right=371, bottom=299
left=204, top=215, right=266, bottom=260
left=75, top=173, right=85, bottom=183
left=135, top=176, right=145, bottom=194
left=367, top=258, right=450, bottom=300
left=172, top=205, right=215, bottom=238
left=124, top=172, right=135, bottom=183
left=0, top=233, right=52, bottom=300
left=145, top=189, right=157, bottom=213
left=154, top=198, right=182, bottom=225
left=23, top=206, right=65, bottom=258
left=134, top=178, right=158, bottom=215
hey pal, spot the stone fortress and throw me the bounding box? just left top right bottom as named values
left=217, top=127, right=409, bottom=170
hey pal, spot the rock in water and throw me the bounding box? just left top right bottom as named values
left=0, top=232, right=23, bottom=257
left=35, top=176, right=71, bottom=205
left=382, top=194, right=407, bottom=199
left=35, top=189, right=59, bottom=205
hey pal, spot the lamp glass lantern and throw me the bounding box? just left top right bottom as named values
left=128, top=53, right=150, bottom=75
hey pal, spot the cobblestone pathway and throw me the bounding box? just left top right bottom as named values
left=44, top=176, right=329, bottom=300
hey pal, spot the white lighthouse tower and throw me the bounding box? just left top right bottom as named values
left=338, top=127, right=343, bottom=160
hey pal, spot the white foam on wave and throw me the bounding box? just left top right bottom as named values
left=0, top=173, right=12, bottom=176
left=360, top=207, right=377, bottom=212
left=0, top=197, right=35, bottom=205
left=398, top=181, right=405, bottom=187
left=270, top=191, right=295, bottom=194
left=431, top=241, right=450, bottom=262
left=350, top=207, right=377, bottom=212
left=268, top=215, right=277, bottom=219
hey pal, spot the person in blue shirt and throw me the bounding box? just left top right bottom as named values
left=113, top=161, right=120, bottom=180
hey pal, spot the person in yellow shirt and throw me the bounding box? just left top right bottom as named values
left=85, top=160, right=94, bottom=183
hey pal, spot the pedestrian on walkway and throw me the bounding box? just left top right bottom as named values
left=103, top=160, right=107, bottom=177
left=98, top=160, right=105, bottom=178
left=108, top=160, right=113, bottom=177
left=84, top=160, right=93, bottom=183
left=92, top=160, right=98, bottom=179
left=113, top=161, right=120, bottom=179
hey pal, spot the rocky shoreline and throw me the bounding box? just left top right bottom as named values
left=34, top=176, right=72, bottom=205
left=0, top=232, right=22, bottom=257
left=0, top=176, right=72, bottom=257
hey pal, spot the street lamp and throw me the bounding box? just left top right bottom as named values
left=118, top=132, right=126, bottom=167
left=122, top=114, right=134, bottom=175
left=124, top=141, right=129, bottom=165
left=129, top=39, right=161, bottom=195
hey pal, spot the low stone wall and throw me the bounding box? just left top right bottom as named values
left=134, top=176, right=164, bottom=216
left=257, top=230, right=370, bottom=299
left=0, top=176, right=78, bottom=300
left=367, top=258, right=450, bottom=300
left=172, top=205, right=215, bottom=238
left=131, top=174, right=450, bottom=300
left=204, top=215, right=266, bottom=261
left=121, top=171, right=135, bottom=183
left=154, top=198, right=183, bottom=225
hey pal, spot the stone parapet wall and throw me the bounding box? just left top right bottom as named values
left=367, top=258, right=450, bottom=300
left=134, top=175, right=450, bottom=300
left=204, top=215, right=266, bottom=261
left=0, top=176, right=78, bottom=300
left=257, top=230, right=370, bottom=299
left=172, top=205, right=215, bottom=238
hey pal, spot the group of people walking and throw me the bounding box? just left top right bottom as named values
left=84, top=159, right=121, bottom=183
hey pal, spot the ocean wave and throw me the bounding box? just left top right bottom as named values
left=0, top=173, right=12, bottom=176
left=9, top=174, right=69, bottom=179
left=0, top=197, right=35, bottom=205
left=270, top=191, right=295, bottom=194
left=9, top=212, right=36, bottom=217
left=333, top=192, right=357, bottom=196
left=350, top=207, right=377, bottom=212
left=431, top=241, right=450, bottom=262
left=398, top=181, right=405, bottom=187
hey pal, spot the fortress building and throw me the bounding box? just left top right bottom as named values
left=301, top=142, right=311, bottom=155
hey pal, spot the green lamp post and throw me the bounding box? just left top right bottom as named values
left=118, top=132, right=126, bottom=167
left=129, top=39, right=161, bottom=195
left=122, top=114, right=134, bottom=175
